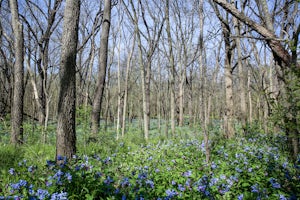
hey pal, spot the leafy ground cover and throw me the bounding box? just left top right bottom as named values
left=0, top=125, right=299, bottom=199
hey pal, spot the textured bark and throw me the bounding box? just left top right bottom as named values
left=10, top=0, right=24, bottom=145
left=233, top=11, right=247, bottom=128
left=91, top=0, right=111, bottom=135
left=56, top=0, right=80, bottom=161
left=212, top=1, right=234, bottom=138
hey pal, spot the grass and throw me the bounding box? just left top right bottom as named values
left=0, top=120, right=299, bottom=199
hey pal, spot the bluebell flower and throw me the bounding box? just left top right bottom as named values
left=235, top=167, right=242, bottom=173
left=10, top=179, right=28, bottom=191
left=95, top=172, right=102, bottom=179
left=251, top=184, right=259, bottom=193
left=46, top=160, right=55, bottom=168
left=121, top=177, right=130, bottom=187
left=8, top=168, right=15, bottom=175
left=36, top=189, right=50, bottom=200
left=28, top=166, right=34, bottom=173
left=104, top=176, right=114, bottom=185
left=57, top=155, right=64, bottom=161
left=146, top=180, right=154, bottom=188
left=269, top=178, right=281, bottom=189
left=183, top=170, right=192, bottom=177
left=178, top=184, right=185, bottom=192
left=65, top=172, right=72, bottom=182
left=211, top=162, right=217, bottom=169
left=278, top=194, right=287, bottom=200
left=50, top=191, right=68, bottom=200
left=138, top=172, right=147, bottom=180
left=220, top=174, right=226, bottom=180
left=237, top=194, right=244, bottom=200
left=165, top=189, right=177, bottom=198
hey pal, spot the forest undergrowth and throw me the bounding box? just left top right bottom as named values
left=0, top=121, right=299, bottom=200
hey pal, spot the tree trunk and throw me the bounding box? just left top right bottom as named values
left=10, top=0, right=24, bottom=145
left=91, top=0, right=111, bottom=135
left=122, top=35, right=135, bottom=137
left=56, top=0, right=80, bottom=161
left=233, top=13, right=247, bottom=130
left=166, top=0, right=176, bottom=137
left=199, top=0, right=210, bottom=163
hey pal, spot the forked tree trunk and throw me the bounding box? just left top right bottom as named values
left=56, top=0, right=80, bottom=160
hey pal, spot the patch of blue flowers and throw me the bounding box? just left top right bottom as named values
left=0, top=133, right=299, bottom=199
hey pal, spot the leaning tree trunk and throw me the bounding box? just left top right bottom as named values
left=91, top=0, right=111, bottom=135
left=10, top=0, right=24, bottom=145
left=56, top=0, right=80, bottom=161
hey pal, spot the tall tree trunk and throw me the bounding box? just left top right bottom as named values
left=56, top=0, right=80, bottom=161
left=166, top=0, right=176, bottom=137
left=212, top=1, right=235, bottom=138
left=199, top=0, right=210, bottom=163
left=10, top=0, right=24, bottom=145
left=91, top=0, right=111, bottom=135
left=122, top=35, right=135, bottom=137
left=233, top=12, right=247, bottom=130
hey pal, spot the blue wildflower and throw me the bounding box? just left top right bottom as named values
left=183, top=170, right=192, bottom=177
left=36, top=189, right=50, bottom=200
left=121, top=177, right=130, bottom=187
left=146, top=180, right=154, bottom=188
left=65, top=172, right=72, bottom=182
left=57, top=155, right=64, bottom=161
left=269, top=178, right=281, bottom=189
left=104, top=176, right=114, bottom=185
left=251, top=184, right=259, bottom=193
left=28, top=166, right=34, bottom=173
left=278, top=194, right=287, bottom=200
left=165, top=189, right=177, bottom=198
left=178, top=184, right=185, bottom=192
left=237, top=194, right=243, bottom=200
left=50, top=191, right=68, bottom=200
left=8, top=168, right=15, bottom=175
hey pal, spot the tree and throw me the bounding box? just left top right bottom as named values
left=212, top=0, right=299, bottom=159
left=56, top=0, right=80, bottom=161
left=21, top=0, right=62, bottom=141
left=211, top=1, right=235, bottom=138
left=165, top=0, right=176, bottom=137
left=126, top=0, right=164, bottom=140
left=91, top=0, right=112, bottom=135
left=211, top=0, right=299, bottom=70
left=9, top=0, right=24, bottom=145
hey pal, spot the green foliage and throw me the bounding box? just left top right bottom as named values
left=0, top=129, right=299, bottom=199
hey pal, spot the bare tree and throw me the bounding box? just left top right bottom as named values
left=165, top=0, right=176, bottom=137
left=9, top=0, right=24, bottom=145
left=91, top=0, right=112, bottom=135
left=56, top=0, right=80, bottom=160
left=211, top=1, right=235, bottom=138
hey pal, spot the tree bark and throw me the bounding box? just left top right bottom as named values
left=10, top=0, right=24, bottom=145
left=233, top=9, right=247, bottom=129
left=56, top=0, right=80, bottom=161
left=166, top=0, right=176, bottom=137
left=91, top=0, right=111, bottom=135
